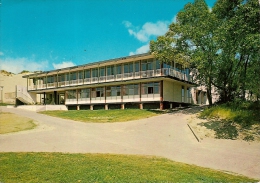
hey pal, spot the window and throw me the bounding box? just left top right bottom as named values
left=123, top=84, right=139, bottom=96
left=107, top=65, right=114, bottom=76
left=116, top=64, right=122, bottom=74
left=85, top=70, right=90, bottom=78
left=111, top=86, right=121, bottom=97
left=92, top=68, right=98, bottom=77
left=58, top=74, right=65, bottom=82
left=47, top=76, right=55, bottom=83
left=79, top=89, right=90, bottom=98
left=141, top=59, right=154, bottom=71
left=124, top=63, right=133, bottom=73
left=100, top=67, right=105, bottom=76
left=106, top=86, right=111, bottom=97
left=78, top=71, right=84, bottom=79
left=135, top=61, right=140, bottom=72
left=182, top=86, right=185, bottom=102
left=142, top=82, right=159, bottom=95
left=96, top=87, right=104, bottom=97
left=67, top=90, right=77, bottom=99
left=187, top=87, right=191, bottom=103
left=70, top=72, right=77, bottom=80
left=156, top=60, right=161, bottom=69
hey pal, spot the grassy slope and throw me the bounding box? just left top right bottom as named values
left=0, top=152, right=256, bottom=183
left=40, top=109, right=164, bottom=123
left=0, top=112, right=36, bottom=134
left=199, top=101, right=260, bottom=140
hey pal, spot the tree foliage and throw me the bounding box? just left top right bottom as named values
left=150, top=0, right=260, bottom=104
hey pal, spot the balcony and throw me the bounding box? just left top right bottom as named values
left=29, top=68, right=190, bottom=91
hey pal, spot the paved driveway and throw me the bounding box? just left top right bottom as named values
left=0, top=107, right=260, bottom=179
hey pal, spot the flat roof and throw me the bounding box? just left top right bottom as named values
left=23, top=53, right=152, bottom=78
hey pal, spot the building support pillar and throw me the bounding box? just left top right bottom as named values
left=139, top=103, right=143, bottom=110
left=90, top=105, right=94, bottom=110
left=121, top=103, right=125, bottom=110
left=105, top=104, right=108, bottom=110
left=160, top=80, right=163, bottom=110
left=160, top=102, right=164, bottom=110
left=77, top=105, right=80, bottom=110
left=170, top=103, right=173, bottom=109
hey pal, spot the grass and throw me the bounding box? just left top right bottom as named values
left=0, top=112, right=36, bottom=134
left=0, top=152, right=256, bottom=183
left=39, top=109, right=164, bottom=123
left=199, top=101, right=260, bottom=141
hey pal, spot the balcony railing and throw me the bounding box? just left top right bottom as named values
left=28, top=68, right=190, bottom=91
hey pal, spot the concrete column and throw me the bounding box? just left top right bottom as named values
left=160, top=102, right=163, bottom=110
left=90, top=105, right=94, bottom=110
left=121, top=104, right=125, bottom=110
left=170, top=103, right=173, bottom=109
left=77, top=105, right=80, bottom=110
left=139, top=103, right=143, bottom=110
left=105, top=104, right=108, bottom=110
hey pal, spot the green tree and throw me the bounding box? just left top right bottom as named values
left=212, top=0, right=260, bottom=102
left=151, top=0, right=218, bottom=105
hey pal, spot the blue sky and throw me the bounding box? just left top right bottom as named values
left=0, top=0, right=216, bottom=73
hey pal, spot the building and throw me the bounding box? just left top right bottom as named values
left=0, top=71, right=38, bottom=105
left=23, top=53, right=196, bottom=110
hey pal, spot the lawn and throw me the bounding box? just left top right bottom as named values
left=0, top=112, right=36, bottom=134
left=40, top=109, right=164, bottom=123
left=0, top=152, right=256, bottom=183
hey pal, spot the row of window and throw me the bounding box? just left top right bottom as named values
left=67, top=82, right=160, bottom=99
left=32, top=60, right=189, bottom=84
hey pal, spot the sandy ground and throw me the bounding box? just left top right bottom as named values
left=0, top=106, right=260, bottom=180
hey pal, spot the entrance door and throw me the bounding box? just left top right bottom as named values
left=59, top=93, right=65, bottom=104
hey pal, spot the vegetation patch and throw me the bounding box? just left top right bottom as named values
left=40, top=109, right=164, bottom=123
left=0, top=112, right=36, bottom=134
left=199, top=101, right=260, bottom=141
left=0, top=152, right=256, bottom=183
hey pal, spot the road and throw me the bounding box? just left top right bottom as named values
left=0, top=106, right=259, bottom=179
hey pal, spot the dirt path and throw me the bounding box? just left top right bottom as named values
left=0, top=106, right=259, bottom=180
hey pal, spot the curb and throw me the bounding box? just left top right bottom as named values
left=187, top=124, right=200, bottom=142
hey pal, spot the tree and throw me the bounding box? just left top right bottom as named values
left=150, top=0, right=218, bottom=105
left=212, top=0, right=260, bottom=101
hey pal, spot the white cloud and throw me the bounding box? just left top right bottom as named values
left=129, top=44, right=150, bottom=56
left=0, top=52, right=4, bottom=56
left=0, top=57, right=49, bottom=74
left=52, top=61, right=75, bottom=69
left=123, top=20, right=170, bottom=42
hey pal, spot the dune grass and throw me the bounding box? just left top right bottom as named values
left=199, top=101, right=260, bottom=140
left=0, top=152, right=256, bottom=183
left=40, top=109, right=164, bottom=123
left=0, top=112, right=36, bottom=134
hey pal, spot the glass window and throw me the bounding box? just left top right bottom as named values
left=107, top=66, right=114, bottom=76
left=141, top=82, right=159, bottom=94
left=96, top=87, right=104, bottom=97
left=124, top=63, right=133, bottom=73
left=116, top=65, right=121, bottom=74
left=92, top=68, right=98, bottom=77
left=91, top=88, right=96, bottom=98
left=106, top=86, right=111, bottom=97
left=111, top=86, right=121, bottom=96
left=80, top=88, right=90, bottom=98
left=135, top=61, right=140, bottom=72
left=156, top=60, right=161, bottom=69
left=85, top=70, right=90, bottom=78
left=47, top=76, right=55, bottom=83
left=70, top=72, right=77, bottom=80
left=67, top=90, right=77, bottom=99
left=78, top=71, right=84, bottom=79
left=58, top=74, right=65, bottom=82
left=100, top=67, right=105, bottom=76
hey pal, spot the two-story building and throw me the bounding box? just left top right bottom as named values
left=23, top=53, right=195, bottom=110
